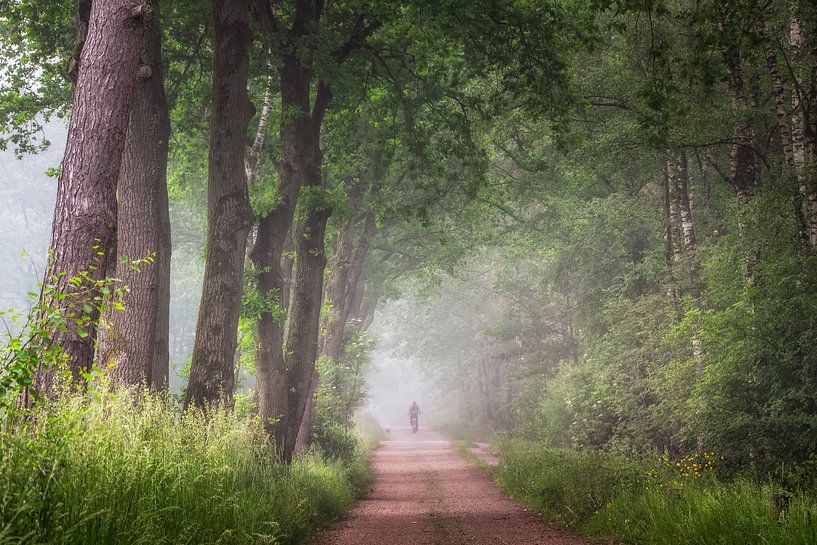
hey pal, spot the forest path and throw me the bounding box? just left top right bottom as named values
left=310, top=427, right=590, bottom=545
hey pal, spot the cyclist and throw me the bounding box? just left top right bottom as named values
left=408, top=401, right=422, bottom=433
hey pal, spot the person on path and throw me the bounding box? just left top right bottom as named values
left=408, top=401, right=421, bottom=433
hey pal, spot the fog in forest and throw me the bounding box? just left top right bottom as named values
left=0, top=122, right=63, bottom=310
left=364, top=302, right=441, bottom=428
left=0, top=121, right=207, bottom=392
left=0, top=121, right=436, bottom=407
left=6, top=1, right=817, bottom=543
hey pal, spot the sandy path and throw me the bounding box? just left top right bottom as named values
left=311, top=427, right=591, bottom=545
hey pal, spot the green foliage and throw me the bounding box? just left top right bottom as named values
left=313, top=327, right=375, bottom=436
left=494, top=438, right=647, bottom=527
left=495, top=439, right=817, bottom=545
left=0, top=389, right=363, bottom=545
left=595, top=480, right=817, bottom=545
left=312, top=421, right=361, bottom=463
left=0, top=0, right=73, bottom=155
left=0, top=262, right=129, bottom=408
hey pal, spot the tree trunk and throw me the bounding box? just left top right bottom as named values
left=672, top=151, right=698, bottom=282
left=759, top=18, right=811, bottom=241
left=294, top=368, right=319, bottom=452
left=761, top=19, right=796, bottom=170
left=788, top=9, right=806, bottom=177
left=808, top=32, right=817, bottom=246
left=281, top=166, right=332, bottom=462
left=343, top=210, right=377, bottom=326
left=296, top=199, right=378, bottom=451
left=39, top=0, right=149, bottom=386
left=250, top=191, right=298, bottom=445
left=721, top=38, right=759, bottom=195
left=152, top=193, right=171, bottom=390
left=66, top=0, right=92, bottom=86
left=293, top=220, right=354, bottom=453
left=184, top=0, right=253, bottom=409
left=99, top=1, right=171, bottom=389
left=251, top=50, right=319, bottom=458
left=245, top=70, right=275, bottom=185
left=665, top=157, right=683, bottom=264
left=663, top=161, right=680, bottom=312
left=322, top=218, right=356, bottom=360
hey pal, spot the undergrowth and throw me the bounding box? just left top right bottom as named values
left=0, top=390, right=370, bottom=545
left=493, top=438, right=817, bottom=545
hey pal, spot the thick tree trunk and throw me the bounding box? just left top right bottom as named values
left=40, top=0, right=148, bottom=385
left=252, top=0, right=379, bottom=460
left=251, top=51, right=318, bottom=457
left=184, top=0, right=253, bottom=409
left=295, top=214, right=356, bottom=453
left=275, top=77, right=330, bottom=461
left=281, top=193, right=332, bottom=461
left=294, top=368, right=319, bottom=452
left=99, top=2, right=171, bottom=389
left=296, top=201, right=377, bottom=451
left=250, top=190, right=297, bottom=444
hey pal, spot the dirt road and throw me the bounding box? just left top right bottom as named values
left=311, top=427, right=590, bottom=545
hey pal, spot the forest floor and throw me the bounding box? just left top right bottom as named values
left=311, top=427, right=590, bottom=545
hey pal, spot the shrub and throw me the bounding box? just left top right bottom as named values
left=494, top=439, right=817, bottom=545
left=493, top=437, right=647, bottom=527
left=0, top=389, right=361, bottom=545
left=313, top=420, right=360, bottom=464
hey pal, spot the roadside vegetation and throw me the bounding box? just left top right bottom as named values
left=0, top=389, right=373, bottom=545
left=3, top=0, right=817, bottom=542
left=493, top=439, right=817, bottom=545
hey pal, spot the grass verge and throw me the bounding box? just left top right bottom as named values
left=493, top=438, right=817, bottom=545
left=0, top=390, right=370, bottom=545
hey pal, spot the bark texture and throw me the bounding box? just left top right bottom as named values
left=99, top=1, right=171, bottom=389
left=250, top=54, right=317, bottom=457
left=281, top=184, right=332, bottom=461
left=252, top=0, right=378, bottom=460
left=185, top=0, right=253, bottom=409
left=296, top=200, right=378, bottom=451
left=722, top=38, right=759, bottom=195
left=41, top=0, right=149, bottom=384
left=663, top=161, right=680, bottom=310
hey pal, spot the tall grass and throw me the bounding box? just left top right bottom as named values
left=0, top=390, right=368, bottom=545
left=494, top=438, right=817, bottom=545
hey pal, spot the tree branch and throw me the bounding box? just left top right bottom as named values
left=253, top=0, right=281, bottom=35
left=311, top=16, right=381, bottom=123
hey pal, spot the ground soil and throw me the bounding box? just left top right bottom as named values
left=311, top=427, right=592, bottom=545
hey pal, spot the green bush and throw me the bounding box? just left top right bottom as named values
left=494, top=437, right=647, bottom=527
left=312, top=420, right=360, bottom=464
left=0, top=390, right=362, bottom=545
left=494, top=439, right=817, bottom=545
left=593, top=479, right=817, bottom=545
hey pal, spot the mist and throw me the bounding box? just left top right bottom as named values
left=0, top=122, right=63, bottom=311
left=0, top=120, right=207, bottom=392
left=364, top=305, right=437, bottom=428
